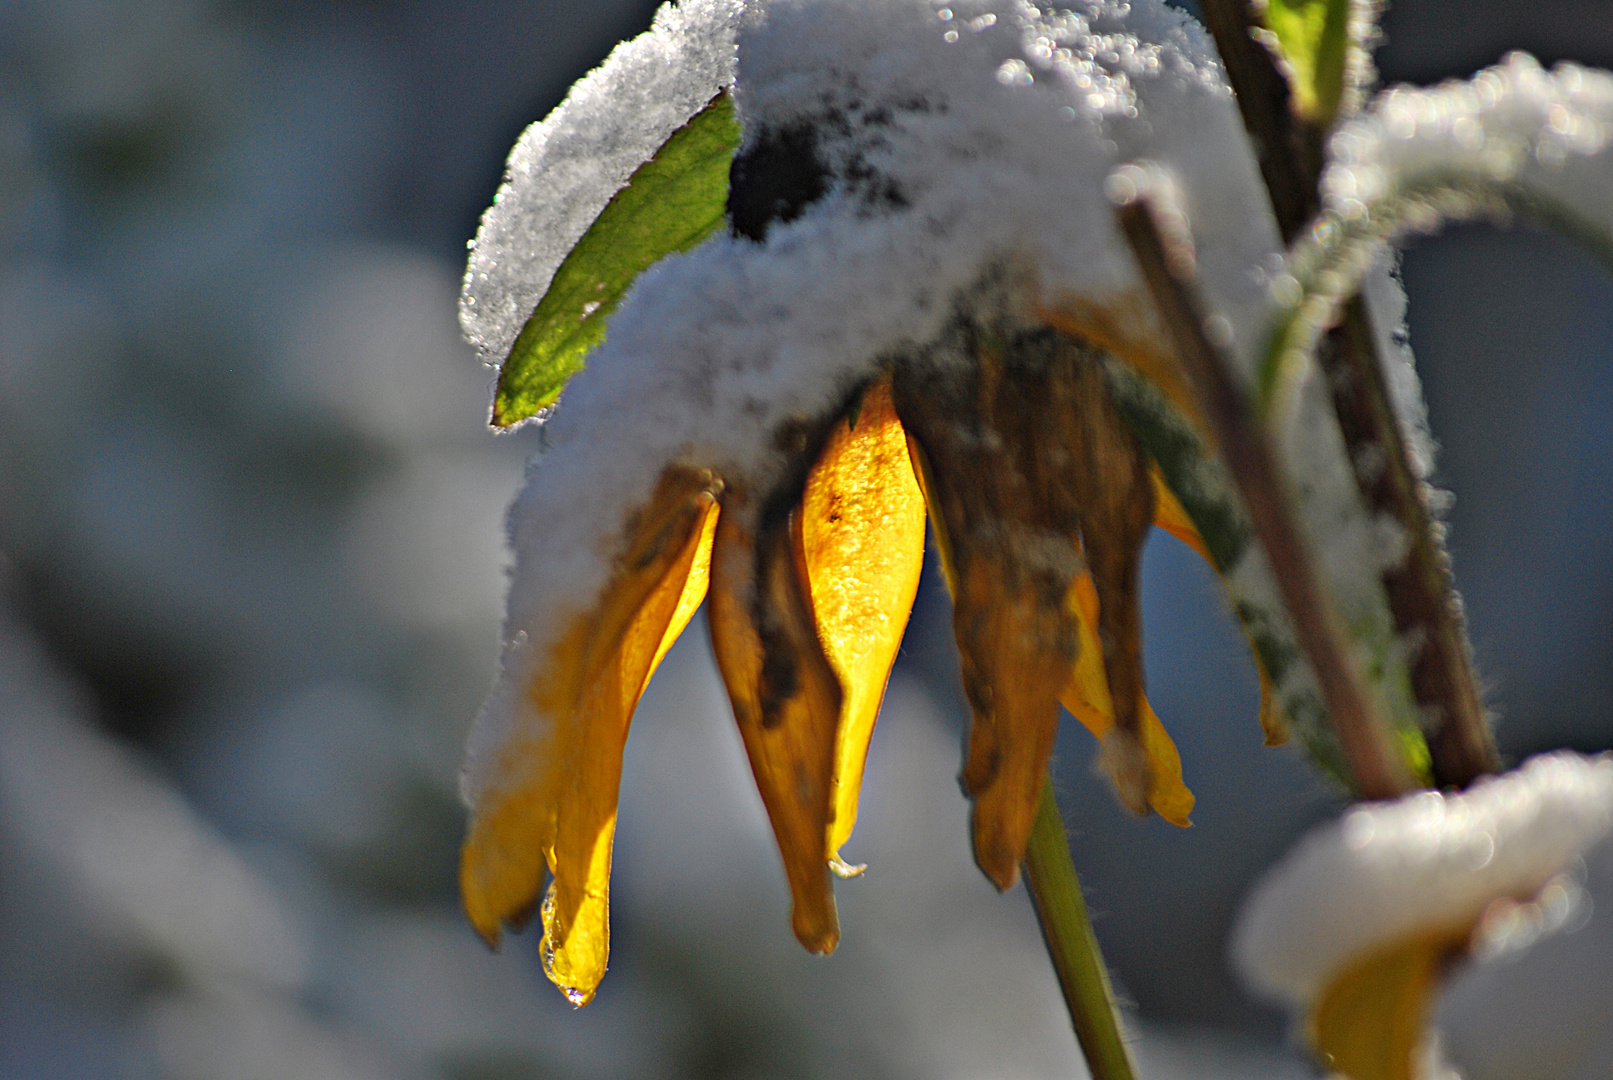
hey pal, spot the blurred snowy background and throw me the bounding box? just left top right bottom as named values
left=1, top=2, right=1610, bottom=1078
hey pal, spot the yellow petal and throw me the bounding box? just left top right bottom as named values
left=796, top=378, right=928, bottom=863
left=1148, top=464, right=1211, bottom=561
left=1310, top=925, right=1473, bottom=1080
left=459, top=467, right=720, bottom=1005
left=1149, top=466, right=1289, bottom=747
left=1059, top=572, right=1194, bottom=827
left=708, top=497, right=843, bottom=953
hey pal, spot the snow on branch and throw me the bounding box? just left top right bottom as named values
left=1263, top=53, right=1613, bottom=413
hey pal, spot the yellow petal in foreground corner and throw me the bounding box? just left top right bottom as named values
left=708, top=496, right=844, bottom=954
left=795, top=378, right=928, bottom=871
left=460, top=467, right=721, bottom=1005
left=1310, top=926, right=1473, bottom=1080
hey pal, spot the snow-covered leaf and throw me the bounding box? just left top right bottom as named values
left=492, top=92, right=741, bottom=426
left=1261, top=55, right=1613, bottom=415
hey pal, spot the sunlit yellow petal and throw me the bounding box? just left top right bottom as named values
left=1059, top=573, right=1194, bottom=827
left=1310, top=925, right=1473, bottom=1080
left=1149, top=466, right=1289, bottom=747
left=796, top=378, right=927, bottom=863
left=459, top=467, right=720, bottom=1005
left=708, top=499, right=843, bottom=953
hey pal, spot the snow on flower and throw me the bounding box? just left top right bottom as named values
left=1232, top=751, right=1613, bottom=1080
left=457, top=0, right=1291, bottom=1006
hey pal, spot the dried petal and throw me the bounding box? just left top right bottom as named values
left=460, top=467, right=721, bottom=1004
left=1053, top=332, right=1158, bottom=817
left=1040, top=294, right=1204, bottom=432
left=1061, top=571, right=1194, bottom=827
left=896, top=325, right=1095, bottom=889
left=796, top=378, right=927, bottom=864
left=708, top=495, right=843, bottom=953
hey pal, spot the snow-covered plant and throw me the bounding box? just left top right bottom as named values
left=455, top=2, right=1613, bottom=1078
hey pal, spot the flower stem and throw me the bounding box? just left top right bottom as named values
left=1023, top=773, right=1140, bottom=1080
left=1197, top=0, right=1325, bottom=243
left=1199, top=0, right=1496, bottom=789
left=1115, top=194, right=1413, bottom=800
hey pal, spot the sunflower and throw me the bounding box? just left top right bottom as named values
left=458, top=0, right=1292, bottom=1006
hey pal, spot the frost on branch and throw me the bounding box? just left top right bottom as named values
left=1269, top=53, right=1613, bottom=411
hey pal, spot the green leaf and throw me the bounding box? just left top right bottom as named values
left=492, top=91, right=742, bottom=427
left=1259, top=0, right=1352, bottom=125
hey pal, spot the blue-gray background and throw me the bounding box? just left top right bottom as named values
left=1, top=1, right=1609, bottom=1078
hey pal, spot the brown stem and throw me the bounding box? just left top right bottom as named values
left=1199, top=0, right=1496, bottom=787
left=1327, top=305, right=1498, bottom=785
left=1116, top=196, right=1412, bottom=801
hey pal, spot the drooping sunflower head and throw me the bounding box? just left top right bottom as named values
left=459, top=0, right=1291, bottom=1006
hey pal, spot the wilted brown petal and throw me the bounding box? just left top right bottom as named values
left=708, top=492, right=844, bottom=953
left=895, top=320, right=1159, bottom=888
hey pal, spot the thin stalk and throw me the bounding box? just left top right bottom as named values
left=1199, top=0, right=1496, bottom=788
left=1327, top=306, right=1497, bottom=786
left=1023, top=773, right=1139, bottom=1080
left=1116, top=195, right=1412, bottom=800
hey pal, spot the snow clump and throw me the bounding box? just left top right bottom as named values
left=1232, top=751, right=1613, bottom=1008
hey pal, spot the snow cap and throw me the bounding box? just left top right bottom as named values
left=1233, top=752, right=1613, bottom=1007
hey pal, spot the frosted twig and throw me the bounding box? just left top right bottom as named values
left=1266, top=54, right=1613, bottom=413
left=1116, top=189, right=1413, bottom=801
left=1203, top=0, right=1495, bottom=788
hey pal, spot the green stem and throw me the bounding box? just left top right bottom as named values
left=1023, top=773, right=1140, bottom=1080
